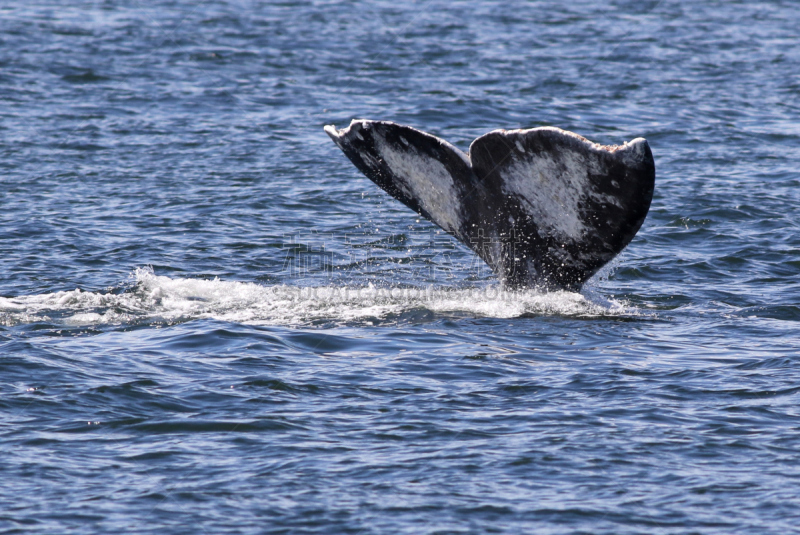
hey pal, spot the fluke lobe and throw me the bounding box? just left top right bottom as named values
left=324, top=120, right=655, bottom=291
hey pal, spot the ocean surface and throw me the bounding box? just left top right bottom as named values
left=2, top=1, right=800, bottom=533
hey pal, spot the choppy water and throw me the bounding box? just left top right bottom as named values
left=2, top=1, right=800, bottom=533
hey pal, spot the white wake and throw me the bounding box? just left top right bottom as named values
left=0, top=267, right=636, bottom=327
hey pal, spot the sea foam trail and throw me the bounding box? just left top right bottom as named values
left=0, top=268, right=636, bottom=327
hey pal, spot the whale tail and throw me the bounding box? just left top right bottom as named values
left=324, top=120, right=655, bottom=291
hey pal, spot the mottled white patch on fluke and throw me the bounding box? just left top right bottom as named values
left=372, top=135, right=462, bottom=234
left=324, top=120, right=471, bottom=235
left=497, top=149, right=600, bottom=240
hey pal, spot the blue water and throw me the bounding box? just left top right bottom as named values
left=3, top=1, right=800, bottom=533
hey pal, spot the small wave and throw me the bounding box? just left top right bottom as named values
left=0, top=267, right=636, bottom=327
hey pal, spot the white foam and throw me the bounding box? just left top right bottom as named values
left=0, top=267, right=637, bottom=327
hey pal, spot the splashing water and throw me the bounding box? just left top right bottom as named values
left=0, top=267, right=637, bottom=327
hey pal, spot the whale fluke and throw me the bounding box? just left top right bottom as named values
left=324, top=120, right=655, bottom=291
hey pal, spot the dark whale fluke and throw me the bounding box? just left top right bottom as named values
left=324, top=120, right=655, bottom=291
